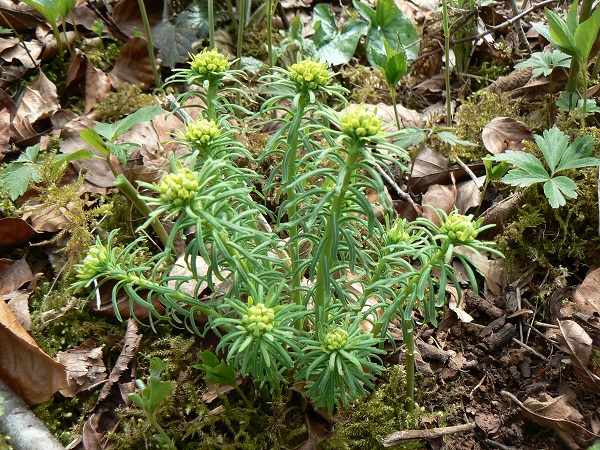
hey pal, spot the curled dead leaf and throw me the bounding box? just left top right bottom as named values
left=557, top=320, right=600, bottom=395
left=482, top=117, right=534, bottom=155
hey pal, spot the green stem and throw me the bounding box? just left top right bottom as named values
left=313, top=140, right=361, bottom=325
left=149, top=415, right=176, bottom=450
left=137, top=0, right=162, bottom=89
left=61, top=19, right=72, bottom=55
left=389, top=84, right=401, bottom=131
left=235, top=0, right=246, bottom=104
left=285, top=96, right=309, bottom=307
left=233, top=384, right=254, bottom=409
left=208, top=0, right=215, bottom=49
left=371, top=242, right=448, bottom=338
left=567, top=0, right=594, bottom=92
left=206, top=79, right=219, bottom=121
left=266, top=0, right=274, bottom=66
left=581, top=58, right=588, bottom=128
left=114, top=175, right=170, bottom=247
left=404, top=316, right=415, bottom=413
left=441, top=0, right=452, bottom=129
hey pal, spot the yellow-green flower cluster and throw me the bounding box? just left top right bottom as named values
left=288, top=58, right=330, bottom=90
left=386, top=219, right=412, bottom=245
left=189, top=48, right=229, bottom=77
left=78, top=244, right=109, bottom=280
left=242, top=302, right=276, bottom=336
left=158, top=169, right=199, bottom=207
left=340, top=107, right=383, bottom=139
left=183, top=118, right=222, bottom=147
left=323, top=327, right=348, bottom=352
left=440, top=213, right=479, bottom=243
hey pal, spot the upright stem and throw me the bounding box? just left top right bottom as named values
left=206, top=79, right=219, bottom=121
left=441, top=0, right=452, bottom=128
left=235, top=0, right=246, bottom=105
left=285, top=96, right=309, bottom=307
left=404, top=317, right=415, bottom=413
left=581, top=58, right=588, bottom=128
left=389, top=85, right=401, bottom=131
left=313, top=140, right=361, bottom=325
left=567, top=0, right=594, bottom=92
left=208, top=0, right=215, bottom=49
left=266, top=0, right=274, bottom=66
left=137, top=0, right=162, bottom=89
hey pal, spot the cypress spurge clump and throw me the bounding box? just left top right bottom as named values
left=73, top=49, right=500, bottom=418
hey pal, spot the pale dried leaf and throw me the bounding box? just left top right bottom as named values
left=0, top=258, right=33, bottom=295
left=422, top=182, right=456, bottom=226
left=447, top=286, right=473, bottom=323
left=0, top=296, right=68, bottom=405
left=57, top=340, right=107, bottom=397
left=574, top=268, right=600, bottom=315
left=557, top=320, right=600, bottom=394
left=408, top=147, right=449, bottom=194
left=455, top=176, right=485, bottom=214
left=108, top=37, right=158, bottom=88
left=482, top=117, right=534, bottom=155
left=15, top=70, right=58, bottom=124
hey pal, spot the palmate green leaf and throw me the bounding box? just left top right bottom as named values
left=312, top=4, right=368, bottom=66
left=556, top=136, right=600, bottom=171
left=153, top=12, right=198, bottom=68
left=436, top=131, right=477, bottom=147
left=492, top=150, right=549, bottom=179
left=0, top=144, right=42, bottom=200
left=544, top=176, right=578, bottom=208
left=535, top=127, right=569, bottom=173
left=574, top=6, right=600, bottom=62
left=514, top=50, right=571, bottom=77
left=195, top=350, right=238, bottom=387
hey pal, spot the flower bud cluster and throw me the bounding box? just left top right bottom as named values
left=189, top=49, right=229, bottom=77
left=323, top=327, right=348, bottom=351
left=78, top=244, right=109, bottom=280
left=288, top=58, right=330, bottom=90
left=158, top=169, right=199, bottom=207
left=242, top=302, right=275, bottom=336
left=340, top=107, right=383, bottom=139
left=386, top=219, right=412, bottom=245
left=440, top=213, right=478, bottom=243
left=183, top=119, right=222, bottom=147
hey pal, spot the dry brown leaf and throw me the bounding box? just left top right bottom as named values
left=0, top=257, right=32, bottom=298
left=62, top=48, right=111, bottom=113
left=455, top=176, right=485, bottom=214
left=446, top=286, right=473, bottom=323
left=518, top=393, right=598, bottom=449
left=0, top=107, right=10, bottom=157
left=57, top=340, right=107, bottom=397
left=408, top=147, right=449, bottom=194
left=0, top=37, right=42, bottom=68
left=0, top=296, right=68, bottom=405
left=283, top=388, right=334, bottom=450
left=10, top=114, right=44, bottom=146
left=15, top=70, right=59, bottom=125
left=73, top=319, right=141, bottom=450
left=422, top=181, right=457, bottom=226
left=557, top=320, right=600, bottom=395
left=482, top=117, right=534, bottom=155
left=111, top=0, right=163, bottom=37
left=108, top=36, right=157, bottom=88
left=573, top=268, right=600, bottom=316
left=0, top=5, right=42, bottom=32
left=0, top=218, right=42, bottom=253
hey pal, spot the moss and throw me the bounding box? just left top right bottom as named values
left=0, top=433, right=12, bottom=450
left=79, top=38, right=123, bottom=72
left=322, top=366, right=430, bottom=450
left=94, top=84, right=155, bottom=123
left=452, top=90, right=522, bottom=161
left=339, top=65, right=391, bottom=105
left=589, top=349, right=600, bottom=377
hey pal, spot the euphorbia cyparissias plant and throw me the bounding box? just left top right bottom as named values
left=73, top=50, right=500, bottom=414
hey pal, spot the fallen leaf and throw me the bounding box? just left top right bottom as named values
left=283, top=387, right=334, bottom=450
left=557, top=320, right=600, bottom=395
left=408, top=147, right=449, bottom=194
left=57, top=340, right=107, bottom=397
left=111, top=0, right=163, bottom=37
left=0, top=218, right=42, bottom=253
left=15, top=70, right=59, bottom=125
left=0, top=257, right=33, bottom=295
left=72, top=319, right=141, bottom=450
left=62, top=48, right=111, bottom=113
left=0, top=296, right=68, bottom=405
left=455, top=176, right=485, bottom=214
left=422, top=182, right=457, bottom=226
left=446, top=286, right=473, bottom=323
left=0, top=107, right=10, bottom=158
left=573, top=268, right=600, bottom=316
left=482, top=117, right=534, bottom=155
left=475, top=413, right=501, bottom=434
left=108, top=37, right=158, bottom=88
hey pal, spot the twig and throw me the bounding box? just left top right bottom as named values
left=382, top=422, right=477, bottom=446
left=523, top=322, right=562, bottom=352
left=372, top=163, right=421, bottom=213
left=516, top=287, right=523, bottom=342
left=412, top=0, right=557, bottom=64
left=0, top=379, right=65, bottom=450
left=85, top=0, right=130, bottom=42
left=469, top=373, right=487, bottom=398
left=510, top=336, right=550, bottom=362
left=507, top=0, right=532, bottom=52
left=483, top=438, right=518, bottom=450
left=454, top=156, right=484, bottom=190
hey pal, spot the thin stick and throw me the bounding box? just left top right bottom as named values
left=454, top=156, right=484, bottom=190
left=372, top=163, right=420, bottom=213
left=382, top=422, right=477, bottom=446
left=412, top=0, right=557, bottom=64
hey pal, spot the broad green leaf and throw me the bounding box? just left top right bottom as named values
left=352, top=0, right=376, bottom=24
left=366, top=0, right=419, bottom=67
left=545, top=8, right=578, bottom=56
left=532, top=23, right=552, bottom=43
left=373, top=37, right=407, bottom=86
left=195, top=351, right=237, bottom=386
left=544, top=176, right=577, bottom=208
left=112, top=105, right=165, bottom=141
left=492, top=150, right=550, bottom=179
left=574, top=6, right=600, bottom=62
left=52, top=149, right=95, bottom=178
left=556, top=136, right=600, bottom=171
left=21, top=0, right=59, bottom=24
left=484, top=157, right=510, bottom=180
left=566, top=1, right=579, bottom=34
left=54, top=0, right=75, bottom=19
left=312, top=4, right=367, bottom=66
left=153, top=13, right=198, bottom=68
left=79, top=129, right=110, bottom=156
left=16, top=144, right=41, bottom=163
left=145, top=358, right=173, bottom=416
left=393, top=127, right=427, bottom=148
left=502, top=169, right=549, bottom=187
left=535, top=127, right=569, bottom=173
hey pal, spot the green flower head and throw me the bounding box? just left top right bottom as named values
left=340, top=107, right=383, bottom=139
left=183, top=118, right=222, bottom=148
left=189, top=48, right=229, bottom=78
left=242, top=300, right=276, bottom=337
left=386, top=219, right=412, bottom=245
left=440, top=212, right=480, bottom=243
left=288, top=57, right=330, bottom=90
left=323, top=327, right=348, bottom=351
left=158, top=168, right=199, bottom=207
left=77, top=244, right=109, bottom=280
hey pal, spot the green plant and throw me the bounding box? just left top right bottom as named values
left=490, top=127, right=600, bottom=208
left=21, top=0, right=75, bottom=55
left=129, top=358, right=176, bottom=449
left=72, top=50, right=498, bottom=416
left=533, top=2, right=600, bottom=121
